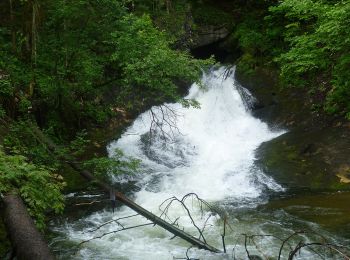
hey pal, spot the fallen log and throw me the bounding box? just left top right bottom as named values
left=30, top=124, right=221, bottom=253
left=3, top=193, right=55, bottom=260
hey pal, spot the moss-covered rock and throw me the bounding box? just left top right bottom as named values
left=236, top=68, right=350, bottom=191
left=256, top=129, right=350, bottom=191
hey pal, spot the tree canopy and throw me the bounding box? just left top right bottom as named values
left=0, top=0, right=211, bottom=237
left=234, top=0, right=350, bottom=119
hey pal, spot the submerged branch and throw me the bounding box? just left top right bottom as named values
left=78, top=222, right=154, bottom=247
left=86, top=214, right=140, bottom=233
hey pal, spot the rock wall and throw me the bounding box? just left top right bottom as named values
left=191, top=25, right=230, bottom=48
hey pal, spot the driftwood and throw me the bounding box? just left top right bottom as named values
left=3, top=193, right=55, bottom=260
left=30, top=124, right=221, bottom=253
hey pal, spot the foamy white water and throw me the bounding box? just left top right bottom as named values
left=109, top=67, right=282, bottom=201
left=51, top=67, right=292, bottom=259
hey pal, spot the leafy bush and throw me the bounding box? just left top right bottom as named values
left=83, top=149, right=140, bottom=181
left=235, top=0, right=350, bottom=118
left=0, top=149, right=65, bottom=230
left=111, top=14, right=213, bottom=110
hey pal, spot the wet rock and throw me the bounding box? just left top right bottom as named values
left=191, top=25, right=230, bottom=48
left=255, top=114, right=350, bottom=191
left=237, top=68, right=350, bottom=191
left=256, top=130, right=348, bottom=191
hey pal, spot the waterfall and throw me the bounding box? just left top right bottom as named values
left=51, top=67, right=289, bottom=259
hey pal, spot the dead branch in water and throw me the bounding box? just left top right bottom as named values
left=173, top=246, right=200, bottom=260
left=159, top=193, right=222, bottom=245
left=85, top=213, right=140, bottom=233
left=74, top=199, right=104, bottom=206
left=221, top=215, right=227, bottom=253
left=234, top=230, right=350, bottom=260
left=78, top=222, right=154, bottom=247
left=288, top=242, right=350, bottom=260
left=29, top=123, right=221, bottom=253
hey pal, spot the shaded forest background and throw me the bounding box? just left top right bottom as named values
left=0, top=0, right=350, bottom=257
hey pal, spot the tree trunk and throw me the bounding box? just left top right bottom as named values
left=3, top=193, right=55, bottom=260
left=9, top=0, right=16, bottom=53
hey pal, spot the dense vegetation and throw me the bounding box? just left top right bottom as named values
left=1, top=0, right=349, bottom=257
left=233, top=0, right=350, bottom=119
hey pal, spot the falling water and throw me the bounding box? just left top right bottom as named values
left=50, top=67, right=345, bottom=259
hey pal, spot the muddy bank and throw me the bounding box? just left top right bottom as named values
left=236, top=68, right=350, bottom=191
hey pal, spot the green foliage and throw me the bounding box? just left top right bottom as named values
left=0, top=74, right=12, bottom=97
left=57, top=130, right=91, bottom=158
left=153, top=1, right=190, bottom=43
left=0, top=0, right=128, bottom=133
left=4, top=119, right=139, bottom=185
left=233, top=13, right=271, bottom=76
left=0, top=0, right=212, bottom=134
left=234, top=0, right=350, bottom=118
left=0, top=149, right=65, bottom=230
left=235, top=22, right=269, bottom=55
left=83, top=149, right=140, bottom=181
left=111, top=14, right=213, bottom=111
left=4, top=120, right=60, bottom=167
left=273, top=0, right=350, bottom=116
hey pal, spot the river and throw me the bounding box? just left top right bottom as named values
left=49, top=67, right=349, bottom=259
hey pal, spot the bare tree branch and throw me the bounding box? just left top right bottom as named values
left=288, top=242, right=350, bottom=260
left=148, top=105, right=183, bottom=143
left=85, top=214, right=140, bottom=233
left=78, top=222, right=154, bottom=247
left=74, top=200, right=104, bottom=206
left=159, top=193, right=222, bottom=245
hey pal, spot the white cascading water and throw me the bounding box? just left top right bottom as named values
left=51, top=67, right=291, bottom=259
